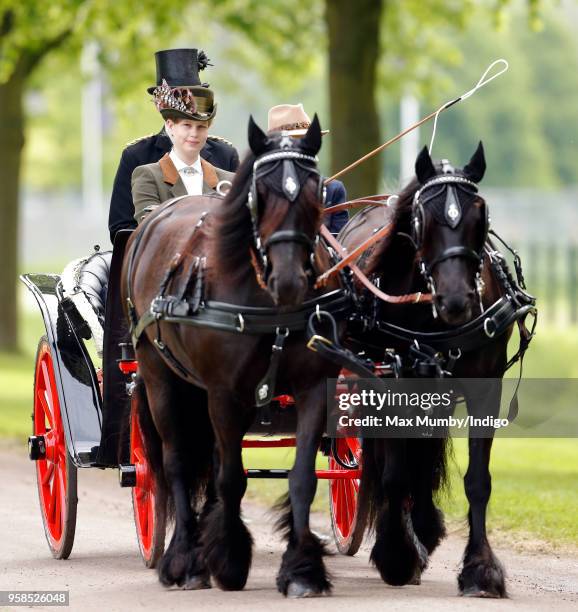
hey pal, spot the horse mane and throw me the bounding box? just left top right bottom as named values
left=209, top=151, right=255, bottom=283
left=209, top=150, right=322, bottom=286
left=365, top=171, right=479, bottom=278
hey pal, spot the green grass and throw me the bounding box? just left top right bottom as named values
left=1, top=306, right=577, bottom=548
left=0, top=310, right=45, bottom=438
left=243, top=437, right=578, bottom=549
left=443, top=438, right=578, bottom=547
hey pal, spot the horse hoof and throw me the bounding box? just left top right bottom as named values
left=183, top=574, right=211, bottom=590
left=287, top=581, right=323, bottom=598
left=408, top=570, right=422, bottom=585
left=461, top=587, right=501, bottom=598
left=458, top=554, right=507, bottom=598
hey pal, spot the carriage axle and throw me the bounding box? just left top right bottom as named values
left=28, top=435, right=46, bottom=461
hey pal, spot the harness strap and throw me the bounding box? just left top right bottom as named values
left=426, top=245, right=481, bottom=271
left=306, top=311, right=383, bottom=379
left=265, top=230, right=313, bottom=250
left=255, top=328, right=289, bottom=408
left=315, top=224, right=394, bottom=285
left=368, top=297, right=536, bottom=353
left=322, top=196, right=392, bottom=215
left=132, top=289, right=351, bottom=344
left=317, top=226, right=432, bottom=304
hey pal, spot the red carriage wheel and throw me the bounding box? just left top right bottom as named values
left=130, top=394, right=166, bottom=568
left=32, top=336, right=77, bottom=559
left=329, top=437, right=366, bottom=555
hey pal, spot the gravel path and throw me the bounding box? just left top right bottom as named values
left=1, top=440, right=577, bottom=611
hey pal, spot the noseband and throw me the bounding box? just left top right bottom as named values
left=411, top=173, right=489, bottom=313
left=247, top=141, right=325, bottom=284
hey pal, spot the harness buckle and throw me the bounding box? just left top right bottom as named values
left=236, top=313, right=245, bottom=333
left=306, top=334, right=332, bottom=352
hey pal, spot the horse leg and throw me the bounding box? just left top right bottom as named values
left=276, top=383, right=331, bottom=598
left=458, top=380, right=506, bottom=598
left=201, top=390, right=253, bottom=591
left=139, top=343, right=212, bottom=589
left=369, top=438, right=428, bottom=586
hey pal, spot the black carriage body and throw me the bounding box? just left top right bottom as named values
left=21, top=273, right=102, bottom=467
left=21, top=230, right=134, bottom=468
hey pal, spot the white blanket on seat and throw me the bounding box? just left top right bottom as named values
left=61, top=256, right=105, bottom=358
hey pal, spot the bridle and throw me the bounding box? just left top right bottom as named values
left=247, top=138, right=326, bottom=285
left=411, top=171, right=489, bottom=315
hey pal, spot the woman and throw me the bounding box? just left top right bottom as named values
left=132, top=78, right=234, bottom=223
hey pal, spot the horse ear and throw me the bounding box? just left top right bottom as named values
left=463, top=141, right=486, bottom=183
left=248, top=115, right=269, bottom=157
left=300, top=114, right=322, bottom=155
left=415, top=146, right=437, bottom=184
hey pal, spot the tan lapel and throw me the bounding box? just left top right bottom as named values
left=159, top=153, right=187, bottom=197
left=201, top=158, right=219, bottom=195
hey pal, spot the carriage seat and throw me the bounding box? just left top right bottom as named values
left=61, top=250, right=113, bottom=358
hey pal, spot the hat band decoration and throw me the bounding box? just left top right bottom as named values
left=269, top=121, right=311, bottom=133
left=153, top=79, right=198, bottom=115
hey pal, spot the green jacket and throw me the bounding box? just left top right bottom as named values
left=132, top=153, right=235, bottom=223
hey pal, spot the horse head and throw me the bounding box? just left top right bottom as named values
left=412, top=142, right=488, bottom=325
left=246, top=115, right=324, bottom=307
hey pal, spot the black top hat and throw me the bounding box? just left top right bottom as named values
left=147, top=48, right=211, bottom=94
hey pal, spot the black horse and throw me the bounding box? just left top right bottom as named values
left=121, top=117, right=344, bottom=597
left=340, top=143, right=533, bottom=597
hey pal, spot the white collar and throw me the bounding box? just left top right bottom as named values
left=169, top=149, right=202, bottom=174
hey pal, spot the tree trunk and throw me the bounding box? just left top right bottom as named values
left=0, top=60, right=25, bottom=351
left=325, top=0, right=383, bottom=199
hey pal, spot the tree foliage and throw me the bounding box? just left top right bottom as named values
left=0, top=0, right=553, bottom=350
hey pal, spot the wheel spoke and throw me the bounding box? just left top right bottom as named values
left=42, top=462, right=55, bottom=486
left=57, top=466, right=66, bottom=528
left=38, top=391, right=54, bottom=429
left=147, top=496, right=155, bottom=538
left=140, top=495, right=148, bottom=534
left=133, top=448, right=143, bottom=464
left=345, top=437, right=358, bottom=457
left=135, top=488, right=146, bottom=505
left=342, top=480, right=351, bottom=533
left=48, top=471, right=58, bottom=524
left=40, top=361, right=55, bottom=409
left=335, top=480, right=343, bottom=531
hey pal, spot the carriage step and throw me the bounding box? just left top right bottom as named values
left=28, top=435, right=46, bottom=461
left=245, top=469, right=289, bottom=479
left=118, top=463, right=137, bottom=487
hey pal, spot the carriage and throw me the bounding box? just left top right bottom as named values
left=21, top=120, right=537, bottom=597
left=21, top=228, right=369, bottom=564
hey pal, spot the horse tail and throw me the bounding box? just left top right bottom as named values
left=407, top=436, right=452, bottom=554
left=357, top=437, right=451, bottom=543
left=357, top=437, right=388, bottom=535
